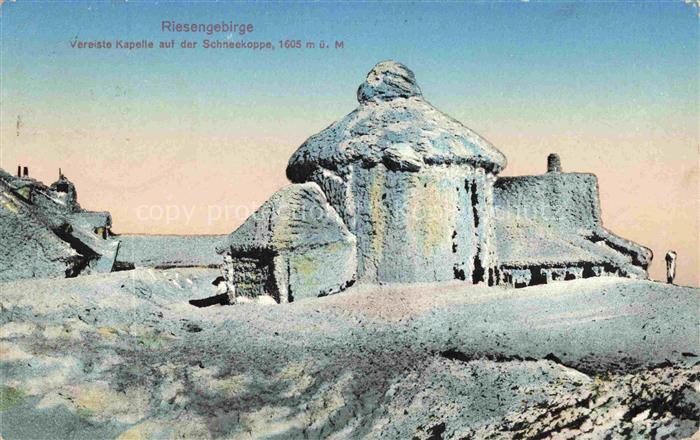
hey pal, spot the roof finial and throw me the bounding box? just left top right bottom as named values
left=357, top=60, right=422, bottom=104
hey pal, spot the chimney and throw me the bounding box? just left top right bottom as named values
left=17, top=165, right=21, bottom=177
left=665, top=251, right=677, bottom=284
left=547, top=153, right=561, bottom=173
left=23, top=166, right=29, bottom=177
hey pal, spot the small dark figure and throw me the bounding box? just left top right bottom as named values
left=23, top=166, right=29, bottom=177
left=665, top=251, right=677, bottom=284
left=189, top=276, right=233, bottom=307
left=17, top=165, right=21, bottom=177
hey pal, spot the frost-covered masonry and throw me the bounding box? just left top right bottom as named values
left=494, top=159, right=653, bottom=285
left=0, top=168, right=120, bottom=281
left=216, top=183, right=356, bottom=303
left=222, top=60, right=652, bottom=301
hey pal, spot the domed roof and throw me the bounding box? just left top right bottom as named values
left=286, top=61, right=507, bottom=182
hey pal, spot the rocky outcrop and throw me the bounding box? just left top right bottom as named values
left=216, top=183, right=356, bottom=302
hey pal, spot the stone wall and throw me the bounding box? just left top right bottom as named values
left=494, top=173, right=602, bottom=232
left=499, top=263, right=646, bottom=288
left=222, top=241, right=357, bottom=303
left=280, top=241, right=357, bottom=302
left=218, top=183, right=358, bottom=302
left=0, top=183, right=83, bottom=281
left=227, top=254, right=277, bottom=300
left=309, top=162, right=498, bottom=284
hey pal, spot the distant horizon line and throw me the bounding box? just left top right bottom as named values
left=115, top=232, right=227, bottom=237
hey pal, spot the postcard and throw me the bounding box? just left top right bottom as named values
left=0, top=2, right=698, bottom=439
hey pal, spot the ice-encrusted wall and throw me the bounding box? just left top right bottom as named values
left=287, top=61, right=506, bottom=285
left=351, top=164, right=497, bottom=283
left=0, top=169, right=119, bottom=281
left=493, top=164, right=652, bottom=285
left=305, top=160, right=500, bottom=284
left=219, top=61, right=654, bottom=298
left=494, top=173, right=602, bottom=233
left=217, top=183, right=357, bottom=302
left=0, top=182, right=82, bottom=281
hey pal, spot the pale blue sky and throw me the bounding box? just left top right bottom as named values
left=2, top=1, right=697, bottom=123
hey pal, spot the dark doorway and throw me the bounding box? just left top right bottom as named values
left=229, top=249, right=279, bottom=300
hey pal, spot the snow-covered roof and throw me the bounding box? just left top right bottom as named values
left=495, top=208, right=637, bottom=270
left=494, top=170, right=652, bottom=271
left=286, top=61, right=507, bottom=182
left=216, top=183, right=355, bottom=255
left=0, top=167, right=121, bottom=277
left=0, top=179, right=80, bottom=281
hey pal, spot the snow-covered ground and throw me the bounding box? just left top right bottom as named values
left=0, top=270, right=698, bottom=439
left=116, top=235, right=225, bottom=268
